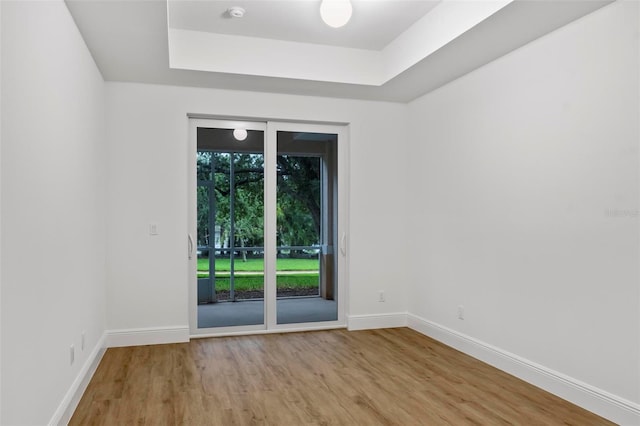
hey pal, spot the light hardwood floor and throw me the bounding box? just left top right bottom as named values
left=70, top=328, right=613, bottom=425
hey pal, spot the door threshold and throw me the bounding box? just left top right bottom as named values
left=191, top=323, right=347, bottom=339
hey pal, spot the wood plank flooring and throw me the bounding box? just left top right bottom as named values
left=70, top=328, right=613, bottom=425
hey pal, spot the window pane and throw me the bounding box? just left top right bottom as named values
left=197, top=128, right=265, bottom=328
left=276, top=131, right=338, bottom=324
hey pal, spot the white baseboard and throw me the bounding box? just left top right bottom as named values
left=407, top=313, right=640, bottom=426
left=105, top=325, right=190, bottom=348
left=49, top=332, right=106, bottom=426
left=347, top=312, right=407, bottom=330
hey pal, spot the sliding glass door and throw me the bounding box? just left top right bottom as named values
left=189, top=119, right=346, bottom=335
left=275, top=131, right=338, bottom=324
left=196, top=124, right=266, bottom=329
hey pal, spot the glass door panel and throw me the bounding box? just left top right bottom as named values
left=276, top=131, right=338, bottom=324
left=196, top=127, right=265, bottom=328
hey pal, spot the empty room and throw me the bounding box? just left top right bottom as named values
left=1, top=0, right=639, bottom=424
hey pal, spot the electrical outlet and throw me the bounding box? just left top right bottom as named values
left=378, top=291, right=385, bottom=302
left=81, top=332, right=85, bottom=351
left=149, top=222, right=159, bottom=236
left=457, top=305, right=464, bottom=320
left=70, top=345, right=75, bottom=365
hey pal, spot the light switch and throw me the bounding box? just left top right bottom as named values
left=149, top=223, right=159, bottom=236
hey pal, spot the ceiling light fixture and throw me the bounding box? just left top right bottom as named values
left=228, top=6, right=245, bottom=18
left=233, top=128, right=248, bottom=141
left=320, top=0, right=352, bottom=28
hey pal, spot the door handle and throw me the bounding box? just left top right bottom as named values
left=340, top=232, right=347, bottom=256
left=188, top=234, right=194, bottom=260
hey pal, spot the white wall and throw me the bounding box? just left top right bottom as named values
left=105, top=83, right=408, bottom=332
left=407, top=0, right=639, bottom=411
left=1, top=1, right=107, bottom=425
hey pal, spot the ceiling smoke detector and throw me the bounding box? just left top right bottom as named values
left=227, top=6, right=245, bottom=18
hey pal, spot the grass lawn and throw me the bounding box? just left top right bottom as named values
left=197, top=274, right=318, bottom=291
left=197, top=257, right=318, bottom=272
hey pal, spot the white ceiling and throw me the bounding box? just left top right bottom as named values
left=168, top=0, right=440, bottom=50
left=65, top=0, right=613, bottom=102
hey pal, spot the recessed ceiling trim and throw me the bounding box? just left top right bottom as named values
left=168, top=29, right=384, bottom=85
left=64, top=0, right=615, bottom=102
left=167, top=0, right=513, bottom=86
left=382, top=0, right=512, bottom=80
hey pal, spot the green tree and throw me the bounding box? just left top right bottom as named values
left=197, top=151, right=321, bottom=259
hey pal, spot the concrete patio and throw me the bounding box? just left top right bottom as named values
left=198, top=297, right=337, bottom=328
